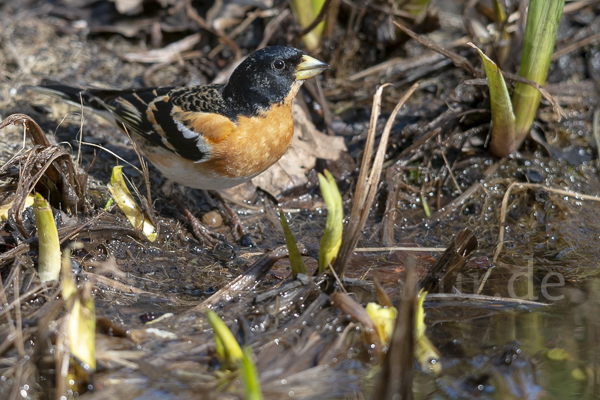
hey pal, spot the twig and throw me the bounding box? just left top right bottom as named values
left=208, top=12, right=263, bottom=58
left=382, top=168, right=400, bottom=246
left=393, top=20, right=476, bottom=76
left=315, top=77, right=334, bottom=135
left=439, top=139, right=463, bottom=195
left=329, top=292, right=380, bottom=348
left=0, top=243, right=30, bottom=264
left=76, top=94, right=85, bottom=169
left=563, top=1, right=599, bottom=14
left=332, top=84, right=386, bottom=275
left=58, top=209, right=108, bottom=244
left=425, top=292, right=548, bottom=306
left=79, top=142, right=143, bottom=174
left=476, top=265, right=495, bottom=295
left=258, top=9, right=291, bottom=49
left=13, top=267, right=24, bottom=357
left=0, top=283, right=54, bottom=321
left=373, top=257, right=417, bottom=399
left=0, top=269, right=18, bottom=356
left=501, top=71, right=566, bottom=121
left=8, top=363, right=24, bottom=400
left=552, top=31, right=600, bottom=60
left=121, top=126, right=156, bottom=228
left=355, top=246, right=446, bottom=252
left=422, top=228, right=477, bottom=294
left=328, top=262, right=347, bottom=293
left=593, top=109, right=600, bottom=170
left=184, top=0, right=241, bottom=60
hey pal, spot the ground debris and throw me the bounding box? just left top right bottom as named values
left=2, top=0, right=600, bottom=399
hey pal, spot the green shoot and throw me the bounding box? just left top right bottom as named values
left=107, top=166, right=157, bottom=241
left=206, top=310, right=243, bottom=369
left=478, top=0, right=565, bottom=156
left=67, top=282, right=97, bottom=377
left=511, top=0, right=565, bottom=147
left=469, top=43, right=517, bottom=156
left=279, top=211, right=308, bottom=278
left=103, top=197, right=114, bottom=210
left=402, top=0, right=431, bottom=17
left=241, top=347, right=263, bottom=400
left=420, top=191, right=431, bottom=218
left=33, top=193, right=61, bottom=282
left=61, top=243, right=95, bottom=394
left=318, top=170, right=343, bottom=274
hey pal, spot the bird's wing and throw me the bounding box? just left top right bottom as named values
left=35, top=82, right=228, bottom=162
left=99, top=85, right=230, bottom=162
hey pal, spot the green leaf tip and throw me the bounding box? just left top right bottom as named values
left=279, top=211, right=308, bottom=278
left=468, top=42, right=517, bottom=157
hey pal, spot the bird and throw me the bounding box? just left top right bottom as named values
left=30, top=46, right=329, bottom=191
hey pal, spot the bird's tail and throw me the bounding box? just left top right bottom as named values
left=29, top=80, right=117, bottom=124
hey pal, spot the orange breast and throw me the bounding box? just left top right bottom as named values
left=202, top=102, right=295, bottom=180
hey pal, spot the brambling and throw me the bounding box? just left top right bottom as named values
left=31, top=46, right=329, bottom=191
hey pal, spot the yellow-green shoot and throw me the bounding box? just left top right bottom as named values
left=206, top=311, right=264, bottom=398
left=318, top=170, right=343, bottom=274
left=33, top=193, right=61, bottom=282
left=365, top=302, right=397, bottom=345
left=206, top=310, right=243, bottom=369
left=67, top=282, right=97, bottom=379
left=241, top=347, right=263, bottom=400
left=62, top=244, right=96, bottom=393
left=414, top=290, right=441, bottom=375
left=279, top=211, right=308, bottom=278
left=107, top=166, right=157, bottom=241
left=469, top=43, right=516, bottom=156
left=402, top=0, right=431, bottom=17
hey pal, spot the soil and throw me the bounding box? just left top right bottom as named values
left=1, top=0, right=600, bottom=399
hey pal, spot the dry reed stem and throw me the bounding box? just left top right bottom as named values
left=334, top=82, right=420, bottom=277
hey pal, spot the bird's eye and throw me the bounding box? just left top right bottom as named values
left=273, top=59, right=285, bottom=70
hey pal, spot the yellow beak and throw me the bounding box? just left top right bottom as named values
left=296, top=55, right=329, bottom=80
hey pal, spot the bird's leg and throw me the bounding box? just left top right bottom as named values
left=210, top=190, right=254, bottom=247
left=169, top=193, right=223, bottom=247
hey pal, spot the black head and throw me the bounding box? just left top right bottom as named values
left=223, top=46, right=328, bottom=119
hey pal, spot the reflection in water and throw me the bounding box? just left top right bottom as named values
left=411, top=279, right=600, bottom=399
